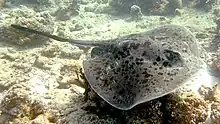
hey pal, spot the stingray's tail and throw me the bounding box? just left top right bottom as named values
left=11, top=24, right=104, bottom=46
left=11, top=24, right=70, bottom=42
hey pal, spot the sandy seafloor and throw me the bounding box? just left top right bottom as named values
left=0, top=0, right=220, bottom=124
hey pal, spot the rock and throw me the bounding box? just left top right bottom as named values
left=71, top=23, right=84, bottom=31
left=174, top=8, right=184, bottom=16
left=130, top=5, right=143, bottom=21
left=56, top=76, right=74, bottom=89
left=0, top=0, right=4, bottom=8
left=41, top=45, right=60, bottom=58
left=166, top=0, right=183, bottom=14
left=59, top=43, right=83, bottom=59
left=58, top=60, right=85, bottom=89
left=41, top=42, right=83, bottom=59
left=9, top=0, right=38, bottom=4
left=211, top=52, right=220, bottom=72
left=33, top=56, right=52, bottom=70
left=58, top=89, right=214, bottom=123
left=196, top=32, right=209, bottom=39
left=0, top=52, right=18, bottom=61
left=8, top=0, right=54, bottom=7
left=166, top=93, right=208, bottom=123
left=213, top=6, right=220, bottom=17
left=198, top=0, right=218, bottom=11
left=60, top=61, right=81, bottom=76
left=211, top=102, right=220, bottom=123
left=84, top=3, right=97, bottom=12
left=31, top=114, right=51, bottom=124
left=80, top=0, right=90, bottom=4
left=214, top=17, right=220, bottom=34
left=55, top=5, right=79, bottom=21
left=0, top=83, right=58, bottom=123
left=0, top=84, right=42, bottom=119
left=199, top=84, right=220, bottom=123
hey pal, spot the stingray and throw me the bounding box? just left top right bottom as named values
left=11, top=24, right=207, bottom=110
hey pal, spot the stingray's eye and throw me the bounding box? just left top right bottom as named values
left=163, top=49, right=183, bottom=67
left=91, top=47, right=105, bottom=58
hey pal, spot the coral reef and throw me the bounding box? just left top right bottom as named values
left=108, top=0, right=183, bottom=15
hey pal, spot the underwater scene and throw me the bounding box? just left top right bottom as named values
left=0, top=0, right=220, bottom=123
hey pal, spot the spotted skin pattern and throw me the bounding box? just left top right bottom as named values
left=83, top=25, right=206, bottom=110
